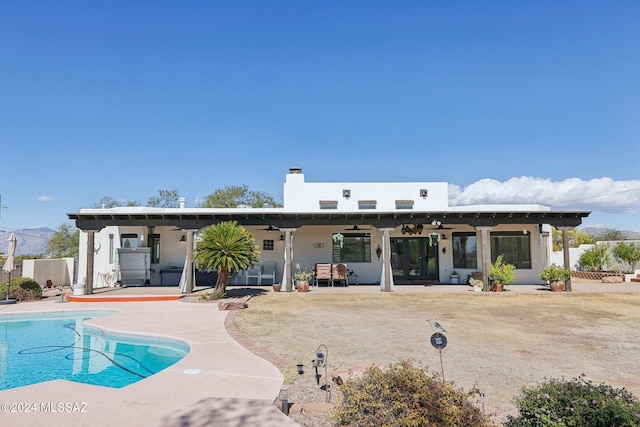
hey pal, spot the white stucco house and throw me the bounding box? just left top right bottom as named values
left=68, top=167, right=590, bottom=294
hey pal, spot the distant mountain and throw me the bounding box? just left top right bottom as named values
left=580, top=227, right=640, bottom=240
left=0, top=227, right=55, bottom=256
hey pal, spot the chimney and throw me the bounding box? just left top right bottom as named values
left=179, top=197, right=186, bottom=209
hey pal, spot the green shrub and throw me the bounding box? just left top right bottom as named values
left=611, top=242, right=640, bottom=274
left=577, top=245, right=610, bottom=272
left=490, top=254, right=517, bottom=284
left=539, top=264, right=570, bottom=283
left=507, top=375, right=640, bottom=426
left=0, top=277, right=43, bottom=300
left=331, top=360, right=491, bottom=426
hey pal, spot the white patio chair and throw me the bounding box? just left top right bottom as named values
left=260, top=261, right=276, bottom=286
left=245, top=263, right=262, bottom=285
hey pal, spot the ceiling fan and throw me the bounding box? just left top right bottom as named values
left=343, top=225, right=369, bottom=231
left=430, top=224, right=453, bottom=230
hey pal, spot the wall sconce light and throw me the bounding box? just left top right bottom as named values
left=376, top=244, right=382, bottom=260
left=342, top=189, right=351, bottom=199
left=522, top=227, right=529, bottom=235
left=180, top=235, right=186, bottom=242
left=420, top=189, right=428, bottom=198
left=441, top=234, right=447, bottom=240
left=279, top=235, right=284, bottom=241
left=442, top=247, right=447, bottom=254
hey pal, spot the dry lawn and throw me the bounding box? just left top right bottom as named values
left=234, top=290, right=640, bottom=420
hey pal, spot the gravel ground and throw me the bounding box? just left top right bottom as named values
left=232, top=289, right=640, bottom=426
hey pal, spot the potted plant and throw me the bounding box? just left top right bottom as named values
left=294, top=267, right=313, bottom=292
left=450, top=271, right=460, bottom=284
left=540, top=264, right=570, bottom=292
left=489, top=255, right=516, bottom=292
left=468, top=277, right=483, bottom=292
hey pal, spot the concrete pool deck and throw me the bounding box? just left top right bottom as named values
left=1, top=280, right=639, bottom=426
left=0, top=296, right=298, bottom=427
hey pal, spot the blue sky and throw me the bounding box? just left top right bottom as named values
left=1, top=1, right=639, bottom=232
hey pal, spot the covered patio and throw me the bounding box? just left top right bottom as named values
left=68, top=209, right=589, bottom=295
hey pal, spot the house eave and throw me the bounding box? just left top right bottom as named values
left=67, top=209, right=591, bottom=231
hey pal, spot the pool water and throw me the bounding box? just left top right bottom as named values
left=0, top=311, right=189, bottom=391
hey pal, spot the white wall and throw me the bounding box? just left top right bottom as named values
left=283, top=171, right=450, bottom=212
left=79, top=226, right=189, bottom=286
left=551, top=240, right=640, bottom=273
left=22, top=258, right=75, bottom=287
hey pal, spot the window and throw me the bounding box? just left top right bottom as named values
left=395, top=200, right=414, bottom=210
left=332, top=233, right=371, bottom=263
left=490, top=232, right=531, bottom=269
left=149, top=234, right=160, bottom=264
left=121, top=234, right=138, bottom=248
left=108, top=234, right=114, bottom=264
left=319, top=200, right=338, bottom=210
left=452, top=233, right=477, bottom=269
left=358, top=200, right=377, bottom=210
left=263, top=239, right=274, bottom=251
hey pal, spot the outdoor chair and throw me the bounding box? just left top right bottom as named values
left=260, top=261, right=277, bottom=286
left=314, top=263, right=332, bottom=287
left=332, top=263, right=349, bottom=287
left=245, top=263, right=262, bottom=285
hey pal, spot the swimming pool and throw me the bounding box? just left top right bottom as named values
left=0, top=311, right=189, bottom=391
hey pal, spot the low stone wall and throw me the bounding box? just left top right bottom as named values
left=571, top=271, right=625, bottom=281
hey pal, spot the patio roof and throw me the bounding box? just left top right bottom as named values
left=68, top=209, right=590, bottom=231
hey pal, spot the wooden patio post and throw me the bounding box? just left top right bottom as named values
left=185, top=230, right=195, bottom=293
left=85, top=230, right=96, bottom=295
left=281, top=228, right=296, bottom=292
left=476, top=226, right=493, bottom=292
left=558, top=226, right=573, bottom=292
left=379, top=228, right=395, bottom=292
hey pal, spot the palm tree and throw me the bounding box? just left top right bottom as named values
left=193, top=221, right=260, bottom=293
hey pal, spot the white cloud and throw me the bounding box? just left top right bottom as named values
left=451, top=177, right=640, bottom=214
left=37, top=195, right=56, bottom=202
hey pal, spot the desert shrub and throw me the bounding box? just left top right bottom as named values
left=201, top=289, right=226, bottom=301
left=331, top=360, right=491, bottom=427
left=577, top=245, right=610, bottom=272
left=506, top=375, right=640, bottom=426
left=611, top=242, right=640, bottom=274
left=0, top=277, right=43, bottom=300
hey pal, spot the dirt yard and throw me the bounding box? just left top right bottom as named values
left=233, top=290, right=640, bottom=424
